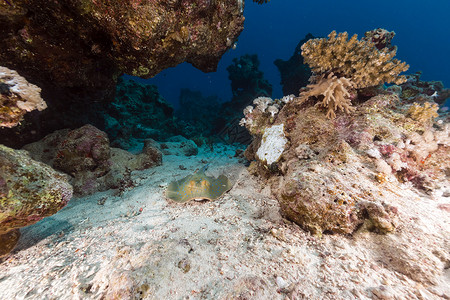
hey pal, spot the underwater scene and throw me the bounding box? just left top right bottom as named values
left=1, top=0, right=449, bottom=298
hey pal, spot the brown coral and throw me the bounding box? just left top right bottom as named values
left=407, top=102, right=439, bottom=124
left=299, top=73, right=356, bottom=119
left=301, top=30, right=409, bottom=89
left=0, top=66, right=46, bottom=128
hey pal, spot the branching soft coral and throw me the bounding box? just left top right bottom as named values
left=301, top=30, right=409, bottom=89
left=299, top=73, right=356, bottom=119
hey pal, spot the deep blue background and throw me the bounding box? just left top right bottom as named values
left=131, top=0, right=450, bottom=109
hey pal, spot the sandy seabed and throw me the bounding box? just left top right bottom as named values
left=0, top=145, right=449, bottom=299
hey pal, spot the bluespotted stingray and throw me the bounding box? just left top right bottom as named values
left=166, top=165, right=232, bottom=203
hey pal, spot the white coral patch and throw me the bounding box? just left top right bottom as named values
left=256, top=124, right=288, bottom=165
left=0, top=66, right=47, bottom=112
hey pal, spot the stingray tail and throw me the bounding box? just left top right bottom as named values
left=196, top=163, right=210, bottom=174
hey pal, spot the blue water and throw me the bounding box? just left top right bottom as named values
left=131, top=0, right=450, bottom=109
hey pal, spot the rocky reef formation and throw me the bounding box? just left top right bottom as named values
left=176, top=88, right=222, bottom=140
left=274, top=34, right=313, bottom=96
left=243, top=89, right=448, bottom=235
left=0, top=0, right=244, bottom=146
left=362, top=28, right=396, bottom=51
left=209, top=54, right=272, bottom=144
left=226, top=54, right=273, bottom=110
left=0, top=144, right=72, bottom=256
left=99, top=77, right=178, bottom=150
left=0, top=66, right=46, bottom=128
left=174, top=54, right=273, bottom=145
left=23, top=124, right=162, bottom=196
left=401, top=71, right=450, bottom=105
left=241, top=29, right=448, bottom=235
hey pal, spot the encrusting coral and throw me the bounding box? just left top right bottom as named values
left=299, top=29, right=409, bottom=119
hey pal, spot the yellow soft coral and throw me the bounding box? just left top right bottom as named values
left=301, top=30, right=409, bottom=89
left=299, top=73, right=356, bottom=119
left=407, top=102, right=439, bottom=124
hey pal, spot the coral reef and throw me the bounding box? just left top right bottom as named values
left=299, top=29, right=409, bottom=119
left=0, top=66, right=46, bottom=128
left=205, top=54, right=274, bottom=144
left=0, top=0, right=244, bottom=146
left=0, top=144, right=72, bottom=256
left=216, top=55, right=272, bottom=133
left=299, top=73, right=356, bottom=119
left=239, top=95, right=294, bottom=136
left=176, top=88, right=221, bottom=139
left=406, top=102, right=439, bottom=124
left=400, top=71, right=450, bottom=105
left=100, top=77, right=178, bottom=150
left=274, top=34, right=313, bottom=96
left=23, top=124, right=162, bottom=196
left=227, top=54, right=273, bottom=104
left=242, top=83, right=449, bottom=235
left=301, top=30, right=409, bottom=89
left=362, top=28, right=396, bottom=51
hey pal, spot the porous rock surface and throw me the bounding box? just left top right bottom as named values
left=0, top=144, right=72, bottom=256
left=0, top=0, right=244, bottom=90
left=244, top=91, right=449, bottom=235
left=0, top=0, right=244, bottom=146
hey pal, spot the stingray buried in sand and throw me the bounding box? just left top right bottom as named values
left=166, top=167, right=233, bottom=203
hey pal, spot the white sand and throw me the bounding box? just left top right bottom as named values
left=0, top=144, right=449, bottom=299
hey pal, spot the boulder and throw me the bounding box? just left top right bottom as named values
left=24, top=124, right=162, bottom=196
left=0, top=144, right=72, bottom=256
